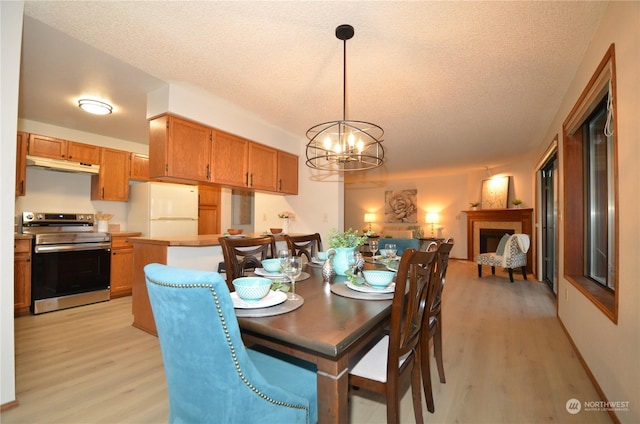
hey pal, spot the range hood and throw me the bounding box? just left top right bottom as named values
left=26, top=155, right=100, bottom=175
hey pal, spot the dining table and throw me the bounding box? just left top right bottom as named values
left=238, top=262, right=393, bottom=424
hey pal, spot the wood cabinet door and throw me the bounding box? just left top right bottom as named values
left=110, top=247, right=134, bottom=298
left=66, top=141, right=100, bottom=165
left=14, top=240, right=31, bottom=315
left=167, top=116, right=212, bottom=182
left=91, top=148, right=130, bottom=201
left=248, top=142, right=277, bottom=192
left=277, top=151, right=299, bottom=195
left=198, top=206, right=220, bottom=235
left=16, top=132, right=27, bottom=196
left=27, top=134, right=67, bottom=159
left=198, top=184, right=220, bottom=206
left=211, top=130, right=249, bottom=187
left=130, top=153, right=150, bottom=181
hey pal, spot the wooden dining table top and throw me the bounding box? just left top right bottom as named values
left=238, top=264, right=392, bottom=358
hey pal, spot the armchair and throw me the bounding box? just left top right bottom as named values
left=476, top=234, right=529, bottom=283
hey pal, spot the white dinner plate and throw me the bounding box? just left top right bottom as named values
left=231, top=290, right=287, bottom=309
left=346, top=280, right=396, bottom=294
left=254, top=268, right=285, bottom=278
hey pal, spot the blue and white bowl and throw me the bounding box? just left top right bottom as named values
left=362, top=270, right=395, bottom=288
left=261, top=258, right=282, bottom=273
left=232, top=277, right=272, bottom=301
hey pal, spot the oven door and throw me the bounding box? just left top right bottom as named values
left=31, top=244, right=111, bottom=314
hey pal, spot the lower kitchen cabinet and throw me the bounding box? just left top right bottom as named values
left=110, top=233, right=140, bottom=298
left=14, top=238, right=31, bottom=316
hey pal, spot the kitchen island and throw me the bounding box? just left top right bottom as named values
left=130, top=233, right=287, bottom=335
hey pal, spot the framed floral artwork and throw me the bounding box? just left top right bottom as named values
left=384, top=189, right=418, bottom=223
left=481, top=176, right=510, bottom=209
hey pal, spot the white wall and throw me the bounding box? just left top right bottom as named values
left=344, top=160, right=534, bottom=261
left=1, top=0, right=24, bottom=406
left=532, top=2, right=639, bottom=421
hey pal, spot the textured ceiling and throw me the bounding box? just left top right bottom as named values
left=20, top=1, right=608, bottom=182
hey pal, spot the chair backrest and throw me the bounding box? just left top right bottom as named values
left=284, top=233, right=323, bottom=262
left=388, top=248, right=438, bottom=367
left=144, top=263, right=311, bottom=423
left=427, top=240, right=454, bottom=320
left=219, top=235, right=276, bottom=290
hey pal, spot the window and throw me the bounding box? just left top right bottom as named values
left=563, top=44, right=618, bottom=322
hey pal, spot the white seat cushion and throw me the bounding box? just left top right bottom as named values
left=350, top=335, right=412, bottom=383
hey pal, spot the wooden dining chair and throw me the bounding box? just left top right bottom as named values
left=219, top=235, right=276, bottom=291
left=420, top=239, right=454, bottom=413
left=284, top=233, right=323, bottom=262
left=349, top=248, right=438, bottom=424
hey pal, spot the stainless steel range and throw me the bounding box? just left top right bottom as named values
left=22, top=212, right=111, bottom=314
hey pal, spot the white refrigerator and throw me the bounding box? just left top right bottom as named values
left=127, top=182, right=198, bottom=237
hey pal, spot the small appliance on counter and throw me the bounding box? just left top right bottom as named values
left=21, top=211, right=111, bottom=314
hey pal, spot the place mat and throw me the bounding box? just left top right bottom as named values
left=330, top=282, right=394, bottom=301
left=234, top=295, right=304, bottom=317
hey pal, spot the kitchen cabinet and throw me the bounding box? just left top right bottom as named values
left=211, top=130, right=277, bottom=192
left=91, top=148, right=130, bottom=201
left=149, top=115, right=212, bottom=183
left=16, top=131, right=28, bottom=196
left=277, top=150, right=298, bottom=195
left=14, top=238, right=31, bottom=316
left=198, top=185, right=221, bottom=235
left=27, top=134, right=100, bottom=165
left=110, top=233, right=140, bottom=298
left=130, top=153, right=149, bottom=181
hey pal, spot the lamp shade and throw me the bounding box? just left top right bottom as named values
left=364, top=213, right=376, bottom=223
left=426, top=212, right=439, bottom=224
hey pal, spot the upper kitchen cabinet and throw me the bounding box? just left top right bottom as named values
left=91, top=148, right=130, bottom=201
left=198, top=185, right=221, bottom=235
left=16, top=132, right=28, bottom=196
left=130, top=153, right=150, bottom=181
left=149, top=114, right=212, bottom=184
left=27, top=134, right=100, bottom=165
left=211, top=130, right=278, bottom=192
left=277, top=151, right=298, bottom=195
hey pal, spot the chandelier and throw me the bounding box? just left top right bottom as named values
left=305, top=24, right=384, bottom=172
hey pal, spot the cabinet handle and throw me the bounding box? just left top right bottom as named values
left=279, top=179, right=282, bottom=191
left=68, top=155, right=73, bottom=160
left=102, top=187, right=105, bottom=199
left=206, top=164, right=211, bottom=181
left=245, top=173, right=249, bottom=186
left=250, top=174, right=253, bottom=187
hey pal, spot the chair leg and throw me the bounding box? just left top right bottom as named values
left=521, top=266, right=527, bottom=280
left=420, top=335, right=435, bottom=413
left=491, top=266, right=495, bottom=275
left=477, top=264, right=482, bottom=278
left=508, top=268, right=514, bottom=283
left=434, top=321, right=446, bottom=384
left=386, top=384, right=401, bottom=424
left=410, top=356, right=424, bottom=424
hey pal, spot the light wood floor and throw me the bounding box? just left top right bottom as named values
left=2, top=260, right=611, bottom=423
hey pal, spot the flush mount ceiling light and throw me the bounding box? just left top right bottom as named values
left=78, top=99, right=113, bottom=115
left=305, top=24, right=384, bottom=172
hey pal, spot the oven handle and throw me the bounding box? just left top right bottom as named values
left=34, top=243, right=111, bottom=254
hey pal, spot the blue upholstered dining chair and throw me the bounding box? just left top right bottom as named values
left=144, top=263, right=317, bottom=424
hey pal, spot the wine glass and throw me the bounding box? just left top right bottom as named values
left=277, top=249, right=290, bottom=270
left=369, top=240, right=379, bottom=261
left=384, top=243, right=397, bottom=260
left=282, top=256, right=302, bottom=300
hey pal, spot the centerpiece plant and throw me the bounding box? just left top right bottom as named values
left=327, top=228, right=368, bottom=276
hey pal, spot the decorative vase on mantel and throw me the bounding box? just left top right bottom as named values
left=281, top=218, right=290, bottom=234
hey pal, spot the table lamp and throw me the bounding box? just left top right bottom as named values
left=364, top=213, right=376, bottom=233
left=426, top=212, right=439, bottom=237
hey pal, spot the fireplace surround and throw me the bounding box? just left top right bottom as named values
left=465, top=208, right=533, bottom=274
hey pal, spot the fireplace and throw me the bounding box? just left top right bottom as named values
left=479, top=228, right=514, bottom=253
left=465, top=208, right=533, bottom=274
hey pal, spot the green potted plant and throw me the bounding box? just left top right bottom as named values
left=469, top=202, right=480, bottom=210
left=511, top=199, right=523, bottom=208
left=327, top=228, right=368, bottom=276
